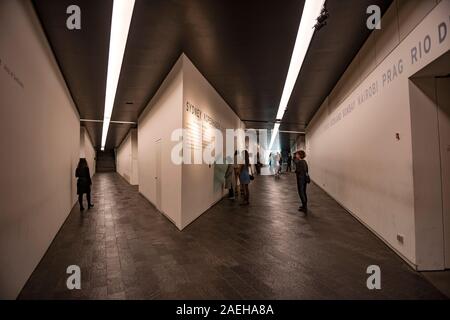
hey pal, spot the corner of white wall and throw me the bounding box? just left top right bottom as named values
left=137, top=55, right=184, bottom=229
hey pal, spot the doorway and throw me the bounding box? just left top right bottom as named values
left=410, top=51, right=450, bottom=270
left=437, top=77, right=450, bottom=269
left=155, top=139, right=162, bottom=211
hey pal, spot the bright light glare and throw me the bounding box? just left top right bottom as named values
left=101, top=0, right=135, bottom=150
left=269, top=0, right=325, bottom=150
left=268, top=123, right=280, bottom=152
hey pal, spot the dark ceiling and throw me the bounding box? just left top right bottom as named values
left=33, top=0, right=392, bottom=151
left=33, top=0, right=113, bottom=148
left=280, top=0, right=392, bottom=133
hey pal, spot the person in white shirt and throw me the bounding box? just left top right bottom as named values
left=274, top=152, right=281, bottom=178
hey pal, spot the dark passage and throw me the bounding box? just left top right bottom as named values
left=19, top=173, right=447, bottom=299
left=96, top=151, right=116, bottom=173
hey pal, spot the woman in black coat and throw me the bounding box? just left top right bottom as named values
left=76, top=158, right=93, bottom=211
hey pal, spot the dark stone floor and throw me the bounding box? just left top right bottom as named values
left=19, top=172, right=448, bottom=299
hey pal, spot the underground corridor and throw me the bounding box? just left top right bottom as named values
left=2, top=0, right=450, bottom=309
left=18, top=172, right=447, bottom=299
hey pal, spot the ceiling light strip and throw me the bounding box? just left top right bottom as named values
left=269, top=0, right=326, bottom=150
left=81, top=119, right=137, bottom=124
left=100, top=0, right=136, bottom=151
left=279, top=130, right=306, bottom=134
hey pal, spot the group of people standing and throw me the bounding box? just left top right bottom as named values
left=268, top=152, right=295, bottom=176
left=223, top=149, right=310, bottom=213
left=76, top=149, right=308, bottom=213
left=224, top=150, right=254, bottom=206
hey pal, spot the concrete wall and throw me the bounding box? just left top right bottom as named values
left=138, top=58, right=183, bottom=229
left=181, top=55, right=244, bottom=229
left=0, top=0, right=80, bottom=298
left=80, top=127, right=96, bottom=177
left=117, top=129, right=138, bottom=185
left=306, top=0, right=450, bottom=269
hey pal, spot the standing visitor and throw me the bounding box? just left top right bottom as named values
left=256, top=151, right=261, bottom=175
left=239, top=150, right=252, bottom=205
left=274, top=152, right=281, bottom=178
left=233, top=150, right=240, bottom=198
left=286, top=153, right=292, bottom=172
left=225, top=157, right=235, bottom=199
left=268, top=152, right=273, bottom=174
left=278, top=153, right=283, bottom=174
left=75, top=158, right=94, bottom=211
left=294, top=150, right=309, bottom=213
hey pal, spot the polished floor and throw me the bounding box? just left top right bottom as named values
left=19, top=172, right=448, bottom=299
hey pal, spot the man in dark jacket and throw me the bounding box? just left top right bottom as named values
left=294, top=150, right=309, bottom=213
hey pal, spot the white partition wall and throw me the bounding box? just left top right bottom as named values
left=138, top=54, right=245, bottom=230
left=181, top=55, right=244, bottom=229
left=80, top=127, right=96, bottom=177
left=138, top=58, right=184, bottom=229
left=0, top=1, right=80, bottom=299
left=117, top=129, right=138, bottom=185
left=306, top=0, right=450, bottom=270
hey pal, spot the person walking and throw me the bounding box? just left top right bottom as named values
left=239, top=150, right=252, bottom=205
left=75, top=158, right=93, bottom=211
left=294, top=150, right=309, bottom=213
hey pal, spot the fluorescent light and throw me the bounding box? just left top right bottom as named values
left=279, top=130, right=306, bottom=134
left=100, top=0, right=136, bottom=150
left=268, top=123, right=280, bottom=151
left=269, top=0, right=325, bottom=149
left=81, top=119, right=137, bottom=124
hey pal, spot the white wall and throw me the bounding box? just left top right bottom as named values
left=409, top=77, right=445, bottom=270
left=0, top=0, right=80, bottom=299
left=138, top=58, right=183, bottom=229
left=80, top=127, right=96, bottom=177
left=117, top=129, right=138, bottom=185
left=137, top=54, right=244, bottom=230
left=181, top=55, right=244, bottom=229
left=292, top=135, right=305, bottom=153
left=436, top=77, right=450, bottom=269
left=306, top=0, right=450, bottom=269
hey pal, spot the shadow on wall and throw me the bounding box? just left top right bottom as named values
left=214, top=162, right=227, bottom=193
